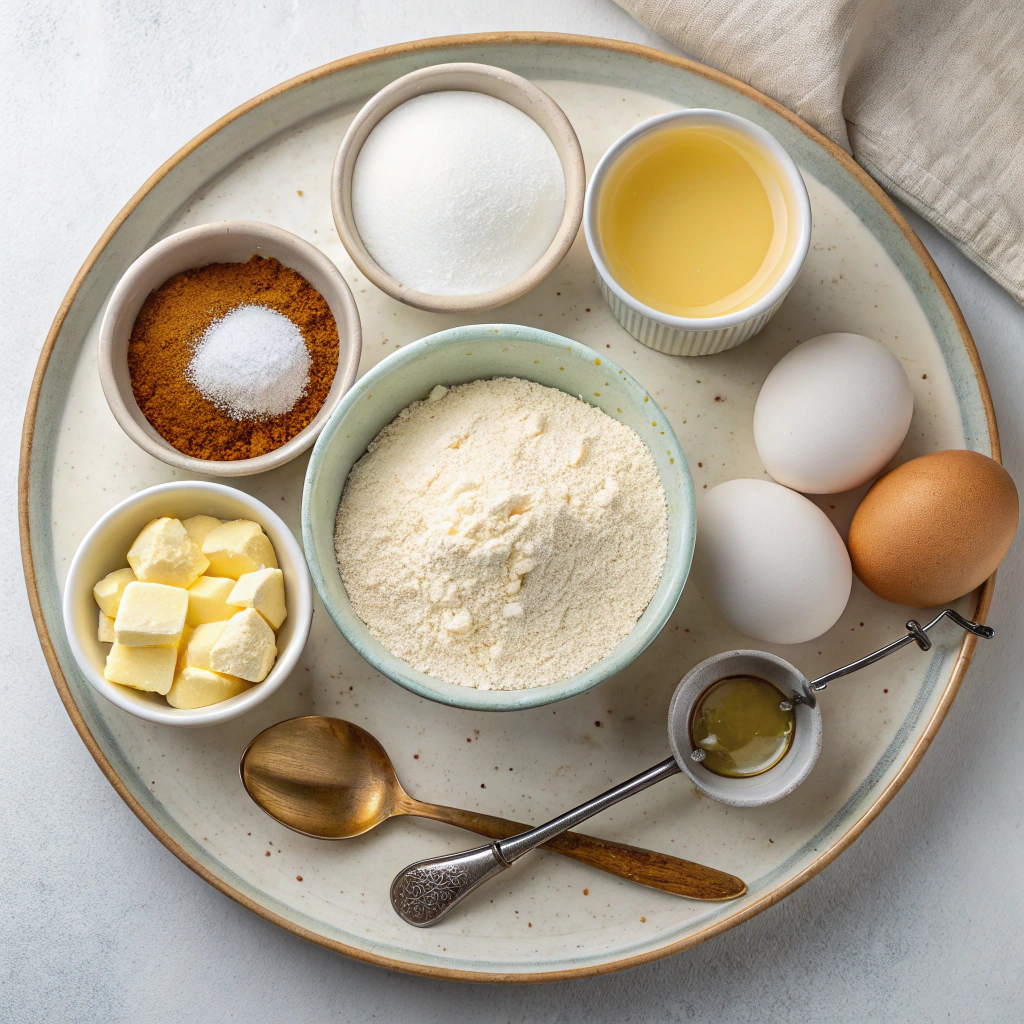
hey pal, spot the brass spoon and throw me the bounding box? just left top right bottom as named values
left=240, top=716, right=746, bottom=901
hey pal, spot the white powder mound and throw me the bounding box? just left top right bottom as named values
left=351, top=91, right=566, bottom=295
left=334, top=378, right=668, bottom=690
left=186, top=305, right=310, bottom=420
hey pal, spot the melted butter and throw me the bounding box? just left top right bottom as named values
left=597, top=125, right=794, bottom=318
left=689, top=675, right=795, bottom=778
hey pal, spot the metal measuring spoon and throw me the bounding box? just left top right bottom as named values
left=781, top=608, right=994, bottom=709
left=390, top=755, right=689, bottom=926
left=240, top=716, right=746, bottom=902
left=389, top=608, right=994, bottom=927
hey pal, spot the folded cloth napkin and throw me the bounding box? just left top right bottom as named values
left=614, top=0, right=1024, bottom=303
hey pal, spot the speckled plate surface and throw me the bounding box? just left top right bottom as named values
left=20, top=34, right=997, bottom=982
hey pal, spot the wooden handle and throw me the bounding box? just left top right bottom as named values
left=403, top=797, right=746, bottom=901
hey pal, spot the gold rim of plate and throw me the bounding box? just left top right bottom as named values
left=19, top=32, right=998, bottom=983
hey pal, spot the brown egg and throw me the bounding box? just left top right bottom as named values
left=848, top=449, right=1018, bottom=606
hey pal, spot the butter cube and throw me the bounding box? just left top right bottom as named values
left=202, top=520, right=278, bottom=579
left=184, top=620, right=229, bottom=671
left=176, top=623, right=194, bottom=672
left=210, top=608, right=277, bottom=682
left=98, top=610, right=116, bottom=643
left=227, top=568, right=287, bottom=629
left=128, top=517, right=209, bottom=587
left=182, top=515, right=223, bottom=550
left=93, top=567, right=136, bottom=617
left=104, top=643, right=177, bottom=694
left=167, top=666, right=249, bottom=709
left=114, top=582, right=188, bottom=646
left=186, top=576, right=237, bottom=626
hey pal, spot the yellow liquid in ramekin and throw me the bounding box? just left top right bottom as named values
left=597, top=125, right=798, bottom=318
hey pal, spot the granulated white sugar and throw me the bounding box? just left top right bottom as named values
left=351, top=91, right=566, bottom=295
left=334, top=378, right=668, bottom=690
left=186, top=305, right=310, bottom=420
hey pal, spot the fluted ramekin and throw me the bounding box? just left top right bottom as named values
left=584, top=109, right=811, bottom=357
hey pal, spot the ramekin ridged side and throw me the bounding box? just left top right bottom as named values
left=598, top=278, right=790, bottom=357
left=584, top=109, right=811, bottom=358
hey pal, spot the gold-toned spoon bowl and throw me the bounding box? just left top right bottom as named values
left=240, top=716, right=746, bottom=901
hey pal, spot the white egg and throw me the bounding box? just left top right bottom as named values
left=753, top=332, right=913, bottom=494
left=696, top=479, right=852, bottom=644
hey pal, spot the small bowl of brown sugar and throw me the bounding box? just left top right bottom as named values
left=98, top=220, right=362, bottom=476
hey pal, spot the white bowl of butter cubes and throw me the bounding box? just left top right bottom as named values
left=63, top=481, right=313, bottom=726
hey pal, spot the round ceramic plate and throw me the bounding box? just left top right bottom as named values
left=20, top=34, right=997, bottom=982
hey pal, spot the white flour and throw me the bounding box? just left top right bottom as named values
left=334, top=378, right=668, bottom=690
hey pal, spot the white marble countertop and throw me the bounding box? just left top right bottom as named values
left=3, top=2, right=1022, bottom=1020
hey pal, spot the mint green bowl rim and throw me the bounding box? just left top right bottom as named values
left=301, top=323, right=695, bottom=711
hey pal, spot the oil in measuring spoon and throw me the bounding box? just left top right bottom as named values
left=689, top=675, right=795, bottom=778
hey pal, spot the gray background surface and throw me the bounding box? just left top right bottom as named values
left=3, top=2, right=1022, bottom=1021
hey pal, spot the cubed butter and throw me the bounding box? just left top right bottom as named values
left=202, top=520, right=278, bottom=579
left=104, top=643, right=177, bottom=694
left=176, top=623, right=194, bottom=672
left=98, top=610, right=116, bottom=643
left=114, top=581, right=188, bottom=646
left=166, top=666, right=249, bottom=709
left=186, top=576, right=237, bottom=626
left=128, top=517, right=209, bottom=587
left=93, top=567, right=136, bottom=617
left=210, top=608, right=277, bottom=682
left=227, top=568, right=287, bottom=629
left=184, top=620, right=229, bottom=671
left=181, top=515, right=223, bottom=550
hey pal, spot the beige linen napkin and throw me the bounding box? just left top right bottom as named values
left=614, top=0, right=1024, bottom=303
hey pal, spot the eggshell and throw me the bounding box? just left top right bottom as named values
left=848, top=449, right=1018, bottom=606
left=696, top=479, right=852, bottom=644
left=753, top=333, right=913, bottom=494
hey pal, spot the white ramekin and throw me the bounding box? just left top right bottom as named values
left=62, top=481, right=313, bottom=727
left=584, top=109, right=812, bottom=357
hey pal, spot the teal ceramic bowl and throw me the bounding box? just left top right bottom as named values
left=302, top=323, right=695, bottom=711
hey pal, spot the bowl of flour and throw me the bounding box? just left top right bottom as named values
left=302, top=324, right=695, bottom=711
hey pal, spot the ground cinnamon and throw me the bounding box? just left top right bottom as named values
left=127, top=255, right=339, bottom=460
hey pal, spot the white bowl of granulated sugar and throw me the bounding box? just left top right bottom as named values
left=301, top=323, right=696, bottom=712
left=331, top=63, right=585, bottom=314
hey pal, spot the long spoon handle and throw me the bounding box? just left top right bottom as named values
left=789, top=608, right=995, bottom=708
left=402, top=796, right=745, bottom=901
left=391, top=758, right=687, bottom=926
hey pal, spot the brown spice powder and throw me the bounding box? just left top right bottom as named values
left=128, top=255, right=339, bottom=460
